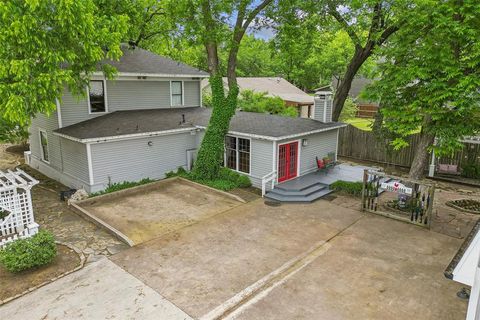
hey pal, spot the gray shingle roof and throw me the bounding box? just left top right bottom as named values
left=202, top=77, right=314, bottom=104
left=98, top=45, right=208, bottom=76
left=54, top=108, right=344, bottom=141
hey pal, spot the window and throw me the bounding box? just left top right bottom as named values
left=39, top=130, right=49, bottom=162
left=89, top=80, right=106, bottom=113
left=225, top=136, right=250, bottom=174
left=171, top=81, right=183, bottom=106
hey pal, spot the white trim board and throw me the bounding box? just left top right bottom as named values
left=54, top=123, right=347, bottom=144
left=92, top=71, right=209, bottom=79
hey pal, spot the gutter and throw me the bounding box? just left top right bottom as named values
left=444, top=219, right=480, bottom=280
left=54, top=122, right=347, bottom=144
left=53, top=127, right=197, bottom=144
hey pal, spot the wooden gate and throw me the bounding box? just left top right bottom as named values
left=361, top=170, right=435, bottom=228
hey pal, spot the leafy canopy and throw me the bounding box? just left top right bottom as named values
left=367, top=0, right=480, bottom=155
left=237, top=90, right=298, bottom=117
left=0, top=0, right=128, bottom=125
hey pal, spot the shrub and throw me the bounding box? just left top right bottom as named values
left=330, top=180, right=364, bottom=196
left=90, top=178, right=155, bottom=197
left=238, top=90, right=297, bottom=117
left=167, top=167, right=252, bottom=191
left=0, top=230, right=57, bottom=273
left=462, top=163, right=480, bottom=179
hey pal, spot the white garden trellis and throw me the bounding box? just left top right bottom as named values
left=0, top=169, right=39, bottom=247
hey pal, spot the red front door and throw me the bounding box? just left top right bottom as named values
left=278, top=141, right=298, bottom=182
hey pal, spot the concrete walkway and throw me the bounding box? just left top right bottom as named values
left=0, top=258, right=193, bottom=320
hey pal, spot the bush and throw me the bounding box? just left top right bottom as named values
left=90, top=178, right=155, bottom=197
left=339, top=97, right=359, bottom=121
left=330, top=180, right=364, bottom=196
left=0, top=230, right=57, bottom=273
left=238, top=90, right=297, bottom=117
left=462, top=163, right=480, bottom=179
left=167, top=167, right=252, bottom=191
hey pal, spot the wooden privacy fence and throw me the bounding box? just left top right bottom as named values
left=338, top=125, right=480, bottom=169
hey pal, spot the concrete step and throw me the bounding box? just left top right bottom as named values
left=275, top=180, right=323, bottom=192
left=267, top=183, right=327, bottom=197
left=265, top=188, right=334, bottom=203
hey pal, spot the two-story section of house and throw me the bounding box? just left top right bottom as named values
left=28, top=45, right=207, bottom=192
left=28, top=45, right=346, bottom=201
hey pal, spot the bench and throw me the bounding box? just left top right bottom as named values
left=316, top=152, right=337, bottom=174
left=437, top=164, right=460, bottom=175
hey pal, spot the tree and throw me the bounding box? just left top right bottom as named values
left=319, top=0, right=406, bottom=121
left=0, top=0, right=128, bottom=125
left=168, top=0, right=275, bottom=180
left=237, top=90, right=297, bottom=117
left=367, top=0, right=480, bottom=179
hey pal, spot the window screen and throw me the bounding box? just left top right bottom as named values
left=40, top=130, right=49, bottom=162
left=89, top=80, right=106, bottom=113
left=171, top=81, right=183, bottom=106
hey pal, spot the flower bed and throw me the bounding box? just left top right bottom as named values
left=446, top=199, right=480, bottom=214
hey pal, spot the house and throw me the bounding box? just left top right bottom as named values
left=202, top=77, right=315, bottom=119
left=320, top=76, right=379, bottom=119
left=27, top=45, right=345, bottom=198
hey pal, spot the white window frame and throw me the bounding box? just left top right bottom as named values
left=38, top=129, right=50, bottom=164
left=87, top=79, right=108, bottom=114
left=170, top=80, right=184, bottom=107
left=224, top=135, right=251, bottom=175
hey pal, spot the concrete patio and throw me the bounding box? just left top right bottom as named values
left=265, top=163, right=378, bottom=202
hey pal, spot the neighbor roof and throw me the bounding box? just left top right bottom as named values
left=202, top=77, right=314, bottom=105
left=54, top=108, right=345, bottom=142
left=97, top=44, right=209, bottom=77
left=331, top=76, right=376, bottom=104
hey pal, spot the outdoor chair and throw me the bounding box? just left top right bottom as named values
left=316, top=157, right=328, bottom=174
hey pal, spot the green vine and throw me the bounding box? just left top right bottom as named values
left=192, top=75, right=239, bottom=180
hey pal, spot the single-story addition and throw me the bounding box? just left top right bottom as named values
left=27, top=45, right=345, bottom=198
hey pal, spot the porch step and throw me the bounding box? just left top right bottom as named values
left=265, top=187, right=334, bottom=203
left=268, top=183, right=327, bottom=197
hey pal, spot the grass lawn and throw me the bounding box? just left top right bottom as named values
left=344, top=118, right=374, bottom=131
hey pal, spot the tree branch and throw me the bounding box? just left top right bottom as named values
left=328, top=4, right=361, bottom=47
left=226, top=0, right=273, bottom=89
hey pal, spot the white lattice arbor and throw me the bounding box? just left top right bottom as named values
left=0, top=169, right=39, bottom=247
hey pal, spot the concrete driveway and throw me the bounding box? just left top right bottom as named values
left=110, top=197, right=466, bottom=319
left=0, top=194, right=467, bottom=319
left=0, top=258, right=192, bottom=320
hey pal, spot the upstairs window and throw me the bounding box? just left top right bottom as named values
left=171, top=81, right=183, bottom=106
left=225, top=136, right=250, bottom=174
left=39, top=129, right=49, bottom=163
left=89, top=80, right=106, bottom=113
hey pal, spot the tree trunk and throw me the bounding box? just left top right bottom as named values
left=332, top=46, right=372, bottom=121
left=409, top=117, right=435, bottom=180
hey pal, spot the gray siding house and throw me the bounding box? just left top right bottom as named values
left=28, top=46, right=345, bottom=194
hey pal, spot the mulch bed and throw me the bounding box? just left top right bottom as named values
left=5, top=144, right=29, bottom=156
left=447, top=199, right=480, bottom=214
left=0, top=244, right=82, bottom=302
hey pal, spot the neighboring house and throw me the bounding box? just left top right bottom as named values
left=202, top=77, right=315, bottom=119
left=27, top=46, right=345, bottom=195
left=321, top=76, right=379, bottom=119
